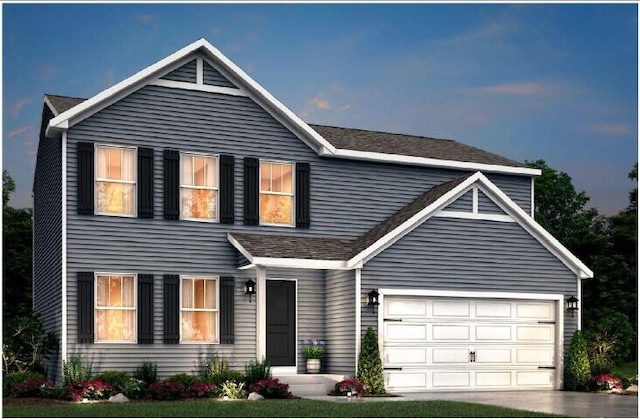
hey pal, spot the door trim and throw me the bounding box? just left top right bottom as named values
left=377, top=289, right=564, bottom=390
left=265, top=277, right=298, bottom=371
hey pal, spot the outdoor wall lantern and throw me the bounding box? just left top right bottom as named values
left=566, top=295, right=579, bottom=318
left=244, top=279, right=256, bottom=302
left=368, top=289, right=380, bottom=313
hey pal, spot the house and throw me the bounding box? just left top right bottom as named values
left=33, top=38, right=592, bottom=392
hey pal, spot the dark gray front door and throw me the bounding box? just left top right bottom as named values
left=266, top=280, right=296, bottom=366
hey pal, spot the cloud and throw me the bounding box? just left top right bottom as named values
left=586, top=123, right=635, bottom=137
left=33, top=65, right=56, bottom=80
left=6, top=125, right=35, bottom=139
left=310, top=97, right=331, bottom=110
left=10, top=99, right=33, bottom=118
left=5, top=126, right=37, bottom=164
left=136, top=14, right=160, bottom=28
left=465, top=82, right=561, bottom=97
left=299, top=83, right=353, bottom=121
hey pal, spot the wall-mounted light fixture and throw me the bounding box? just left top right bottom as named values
left=566, top=295, right=579, bottom=318
left=368, top=289, right=380, bottom=313
left=244, top=279, right=256, bottom=302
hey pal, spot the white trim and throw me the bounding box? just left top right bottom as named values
left=577, top=275, right=582, bottom=330
left=259, top=160, right=295, bottom=227
left=472, top=186, right=478, bottom=213
left=178, top=275, right=220, bottom=344
left=149, top=79, right=248, bottom=97
left=378, top=288, right=564, bottom=302
left=556, top=298, right=565, bottom=390
left=179, top=152, right=219, bottom=223
left=196, top=57, right=204, bottom=85
left=256, top=266, right=267, bottom=360
left=326, top=148, right=542, bottom=176
left=44, top=96, right=59, bottom=116
left=434, top=210, right=515, bottom=223
left=252, top=257, right=348, bottom=270
left=94, top=144, right=137, bottom=218
left=354, top=268, right=362, bottom=372
left=61, top=132, right=68, bottom=363
left=227, top=234, right=254, bottom=264
left=531, top=177, right=535, bottom=217
left=94, top=272, right=138, bottom=344
left=266, top=277, right=298, bottom=370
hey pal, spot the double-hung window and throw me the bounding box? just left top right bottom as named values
left=181, top=153, right=218, bottom=221
left=95, top=274, right=136, bottom=342
left=260, top=161, right=294, bottom=226
left=180, top=277, right=219, bottom=343
left=96, top=145, right=136, bottom=216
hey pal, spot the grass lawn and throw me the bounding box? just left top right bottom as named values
left=611, top=362, right=638, bottom=380
left=2, top=398, right=562, bottom=418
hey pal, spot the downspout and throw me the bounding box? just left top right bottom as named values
left=354, top=268, right=362, bottom=372
left=61, top=131, right=68, bottom=364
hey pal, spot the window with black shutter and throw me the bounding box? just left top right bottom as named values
left=296, top=162, right=311, bottom=228
left=220, top=155, right=235, bottom=224
left=77, top=272, right=94, bottom=343
left=163, top=150, right=180, bottom=220
left=243, top=157, right=259, bottom=225
left=138, top=274, right=154, bottom=344
left=220, top=277, right=235, bottom=344
left=77, top=143, right=94, bottom=215
left=138, top=148, right=154, bottom=218
left=163, top=274, right=180, bottom=343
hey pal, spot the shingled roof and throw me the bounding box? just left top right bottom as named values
left=45, top=95, right=86, bottom=114
left=229, top=173, right=472, bottom=261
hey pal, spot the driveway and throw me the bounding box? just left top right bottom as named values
left=306, top=391, right=638, bottom=417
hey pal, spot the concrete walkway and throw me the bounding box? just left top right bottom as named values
left=305, top=391, right=638, bottom=418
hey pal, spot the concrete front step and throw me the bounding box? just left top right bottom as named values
left=275, top=374, right=344, bottom=397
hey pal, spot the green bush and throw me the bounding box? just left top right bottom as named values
left=357, top=327, right=385, bottom=395
left=2, top=314, right=58, bottom=375
left=63, top=356, right=93, bottom=386
left=94, top=370, right=132, bottom=391
left=202, top=354, right=228, bottom=381
left=3, top=371, right=45, bottom=397
left=205, top=369, right=245, bottom=387
left=133, top=361, right=157, bottom=385
left=220, top=380, right=246, bottom=399
left=564, top=330, right=591, bottom=391
left=584, top=308, right=636, bottom=369
left=166, top=373, right=200, bottom=387
left=244, top=358, right=272, bottom=385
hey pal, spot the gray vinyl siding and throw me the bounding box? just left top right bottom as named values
left=266, top=268, right=325, bottom=374
left=361, top=217, right=578, bottom=354
left=325, top=270, right=356, bottom=376
left=161, top=59, right=196, bottom=83
left=33, top=132, right=63, bottom=381
left=478, top=190, right=506, bottom=214
left=203, top=60, right=237, bottom=88
left=486, top=173, right=531, bottom=215
left=444, top=190, right=472, bottom=212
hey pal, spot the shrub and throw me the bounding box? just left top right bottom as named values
left=147, top=380, right=186, bottom=401
left=63, top=356, right=93, bottom=386
left=564, top=330, right=591, bottom=391
left=330, top=378, right=365, bottom=397
left=166, top=373, right=200, bottom=387
left=133, top=361, right=157, bottom=386
left=584, top=308, right=636, bottom=368
left=67, top=379, right=116, bottom=402
left=244, top=358, right=272, bottom=385
left=202, top=354, right=228, bottom=380
left=94, top=370, right=132, bottom=391
left=121, top=377, right=147, bottom=399
left=2, top=314, right=58, bottom=375
left=3, top=371, right=45, bottom=397
left=205, top=369, right=246, bottom=387
left=357, top=327, right=385, bottom=395
left=186, top=382, right=218, bottom=398
left=220, top=380, right=246, bottom=399
left=14, top=378, right=51, bottom=398
left=249, top=378, right=292, bottom=399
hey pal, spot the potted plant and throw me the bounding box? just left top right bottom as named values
left=302, top=339, right=325, bottom=374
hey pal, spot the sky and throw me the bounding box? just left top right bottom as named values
left=2, top=3, right=638, bottom=214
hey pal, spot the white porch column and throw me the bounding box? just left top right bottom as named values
left=256, top=265, right=267, bottom=360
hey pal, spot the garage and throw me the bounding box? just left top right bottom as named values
left=381, top=292, right=563, bottom=392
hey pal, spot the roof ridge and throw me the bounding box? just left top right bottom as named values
left=309, top=123, right=456, bottom=143
left=45, top=94, right=88, bottom=101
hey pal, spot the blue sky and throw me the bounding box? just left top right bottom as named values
left=3, top=3, right=638, bottom=214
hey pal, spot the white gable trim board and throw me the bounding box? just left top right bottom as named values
left=377, top=289, right=564, bottom=391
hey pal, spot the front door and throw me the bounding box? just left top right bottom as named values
left=266, top=280, right=296, bottom=367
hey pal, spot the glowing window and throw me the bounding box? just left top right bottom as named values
left=95, top=274, right=136, bottom=342
left=181, top=153, right=218, bottom=221
left=260, top=161, right=293, bottom=226
left=180, top=277, right=218, bottom=343
left=96, top=145, right=136, bottom=216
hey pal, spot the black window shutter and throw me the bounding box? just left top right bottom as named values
left=138, top=148, right=154, bottom=218
left=77, top=142, right=94, bottom=215
left=77, top=272, right=94, bottom=343
left=138, top=274, right=154, bottom=344
left=220, top=155, right=235, bottom=224
left=296, top=162, right=311, bottom=228
left=243, top=157, right=259, bottom=225
left=163, top=150, right=180, bottom=220
left=163, top=274, right=180, bottom=344
left=220, top=277, right=235, bottom=344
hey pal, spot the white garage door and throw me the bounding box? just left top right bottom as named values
left=382, top=296, right=557, bottom=391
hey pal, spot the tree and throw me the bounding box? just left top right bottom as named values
left=564, top=330, right=590, bottom=391
left=3, top=171, right=33, bottom=319
left=356, top=327, right=385, bottom=395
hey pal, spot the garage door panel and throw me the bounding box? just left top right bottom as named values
left=385, top=347, right=428, bottom=365
left=516, top=348, right=554, bottom=364
left=475, top=348, right=511, bottom=363
left=432, top=300, right=470, bottom=317
left=432, top=348, right=470, bottom=363
left=432, top=372, right=471, bottom=388
left=516, top=302, right=554, bottom=320
left=432, top=324, right=470, bottom=340
left=516, top=370, right=554, bottom=386
left=385, top=323, right=428, bottom=341
left=476, top=372, right=512, bottom=387
left=516, top=325, right=554, bottom=342
left=476, top=302, right=512, bottom=318
left=386, top=371, right=427, bottom=390
left=385, top=298, right=427, bottom=317
left=476, top=325, right=512, bottom=340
